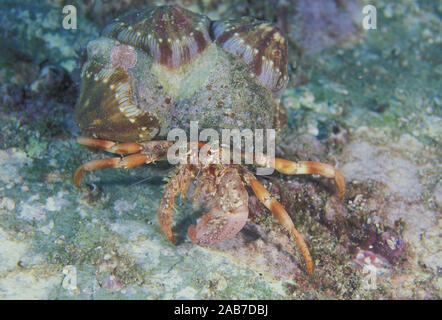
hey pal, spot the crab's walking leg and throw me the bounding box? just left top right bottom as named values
left=73, top=153, right=150, bottom=187
left=248, top=177, right=314, bottom=275
left=74, top=138, right=174, bottom=187
left=76, top=137, right=143, bottom=155
left=253, top=151, right=345, bottom=199
left=275, top=160, right=345, bottom=199
left=157, top=165, right=195, bottom=244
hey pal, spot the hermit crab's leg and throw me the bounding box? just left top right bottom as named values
left=76, top=137, right=143, bottom=155
left=247, top=176, right=314, bottom=275
left=187, top=168, right=249, bottom=246
left=157, top=165, right=196, bottom=244
left=253, top=152, right=345, bottom=200
left=275, top=159, right=345, bottom=200
left=74, top=138, right=174, bottom=187
left=73, top=153, right=150, bottom=187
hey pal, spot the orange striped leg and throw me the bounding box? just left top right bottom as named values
left=248, top=177, right=314, bottom=275
left=273, top=159, right=345, bottom=199
left=250, top=152, right=347, bottom=199
left=73, top=153, right=150, bottom=187
left=76, top=136, right=143, bottom=155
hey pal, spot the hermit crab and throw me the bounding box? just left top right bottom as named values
left=73, top=5, right=345, bottom=275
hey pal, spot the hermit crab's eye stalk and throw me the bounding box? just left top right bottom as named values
left=212, top=17, right=288, bottom=98
left=102, top=5, right=212, bottom=69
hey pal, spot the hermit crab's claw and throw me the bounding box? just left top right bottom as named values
left=157, top=165, right=196, bottom=244
left=187, top=203, right=249, bottom=246
left=188, top=168, right=249, bottom=246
